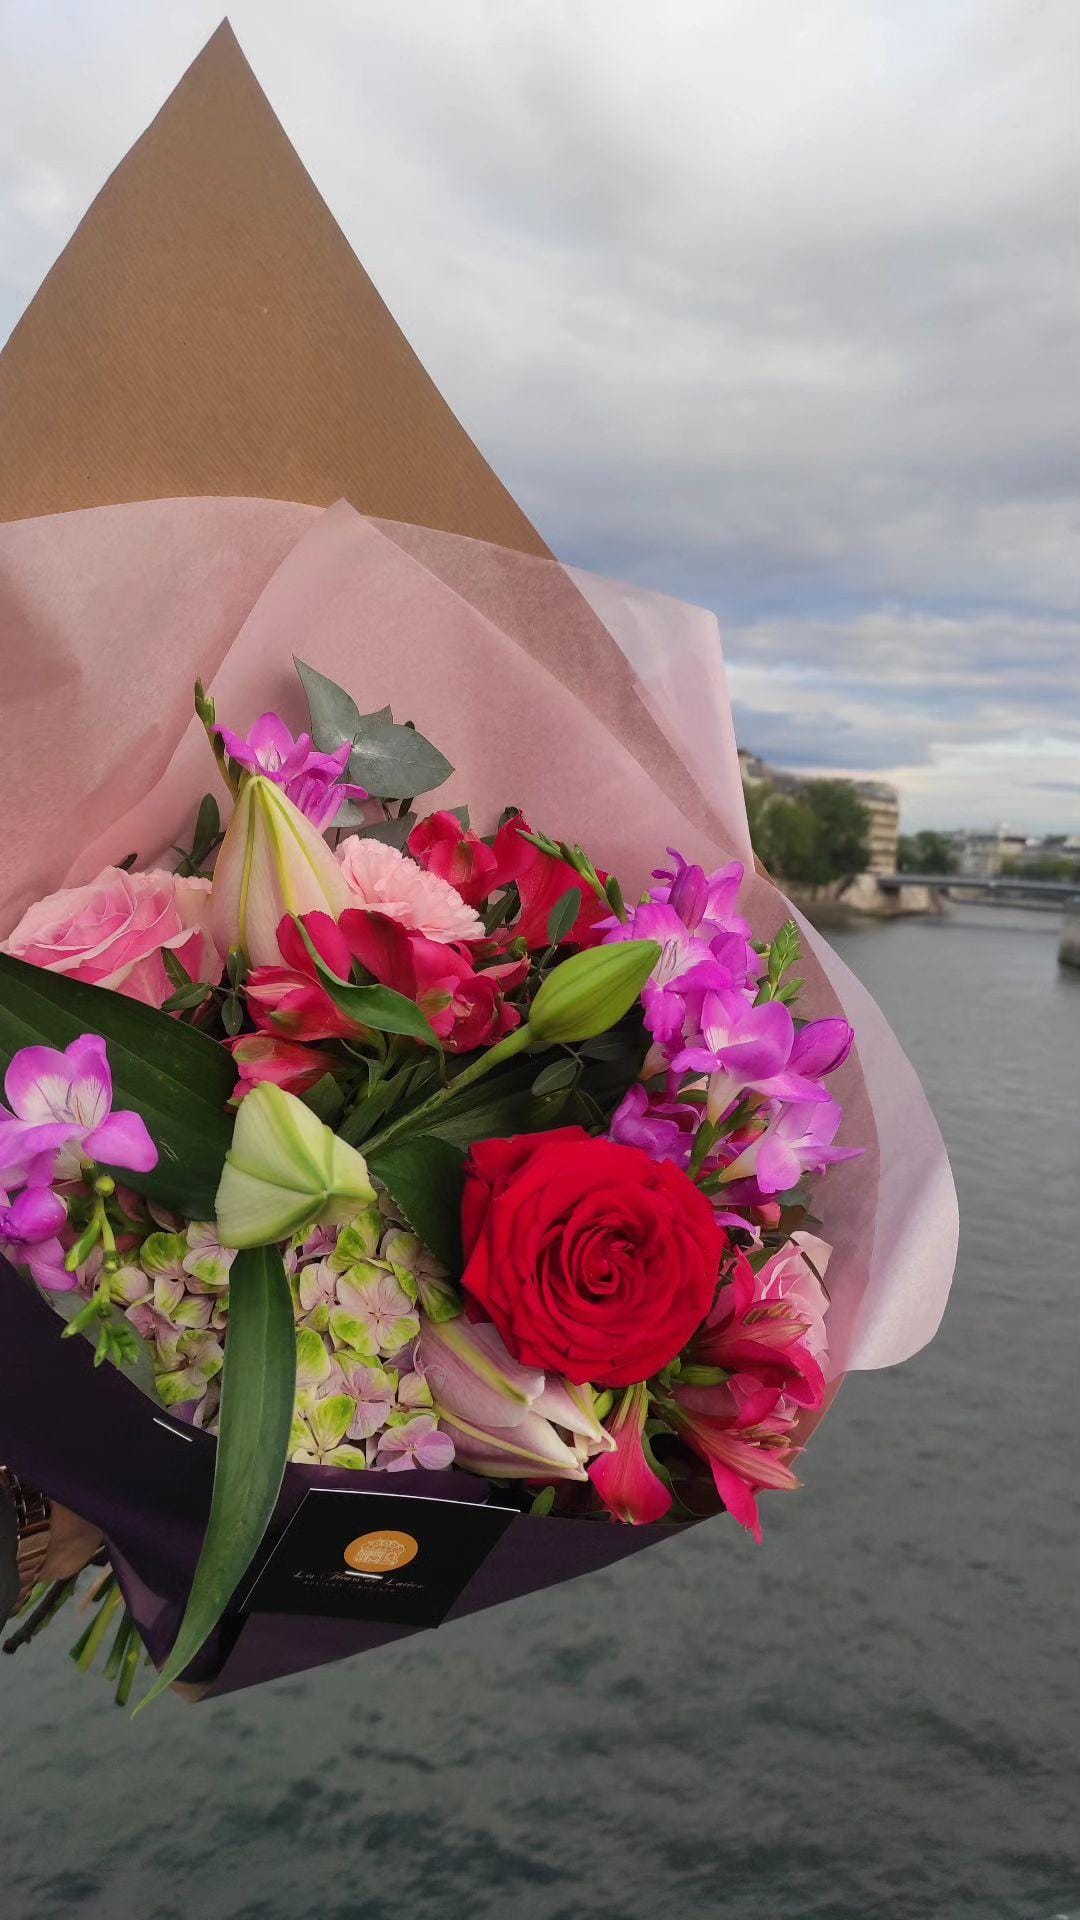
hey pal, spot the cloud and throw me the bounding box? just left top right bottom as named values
left=1, top=0, right=1076, bottom=830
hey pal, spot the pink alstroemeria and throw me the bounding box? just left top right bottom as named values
left=588, top=1381, right=672, bottom=1524
left=666, top=1375, right=802, bottom=1542
left=719, top=1095, right=861, bottom=1197
left=228, top=1032, right=338, bottom=1102
left=685, top=1248, right=827, bottom=1409
left=0, top=1036, right=157, bottom=1186
left=672, top=990, right=832, bottom=1121
left=215, top=711, right=367, bottom=830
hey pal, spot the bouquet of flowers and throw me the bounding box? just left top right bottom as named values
left=0, top=28, right=956, bottom=1706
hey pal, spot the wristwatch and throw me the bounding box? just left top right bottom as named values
left=0, top=1466, right=51, bottom=1625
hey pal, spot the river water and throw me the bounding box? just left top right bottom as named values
left=2, top=903, right=1078, bottom=1920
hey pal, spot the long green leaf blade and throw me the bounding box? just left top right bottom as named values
left=135, top=1244, right=296, bottom=1710
left=0, top=955, right=234, bottom=1216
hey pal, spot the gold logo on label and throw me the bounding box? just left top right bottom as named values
left=343, top=1530, right=419, bottom=1574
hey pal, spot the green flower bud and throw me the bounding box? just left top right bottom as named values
left=527, top=938, right=660, bottom=1045
left=215, top=1083, right=376, bottom=1249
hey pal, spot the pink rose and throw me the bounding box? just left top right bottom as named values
left=2, top=866, right=223, bottom=1008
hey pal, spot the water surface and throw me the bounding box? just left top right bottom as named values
left=2, top=904, right=1078, bottom=1920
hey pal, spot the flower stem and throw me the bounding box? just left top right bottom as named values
left=363, top=1024, right=534, bottom=1156
left=2, top=1576, right=78, bottom=1655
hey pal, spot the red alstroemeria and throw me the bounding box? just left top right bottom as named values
left=588, top=1381, right=672, bottom=1524
left=489, top=812, right=609, bottom=949
left=685, top=1248, right=827, bottom=1409
left=408, top=811, right=499, bottom=908
left=227, top=1033, right=338, bottom=1103
left=244, top=914, right=364, bottom=1043
left=340, top=909, right=525, bottom=1053
left=666, top=1375, right=801, bottom=1543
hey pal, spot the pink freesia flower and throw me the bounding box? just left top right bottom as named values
left=0, top=1036, right=157, bottom=1186
left=604, top=902, right=737, bottom=1050
left=2, top=867, right=223, bottom=1009
left=215, top=711, right=367, bottom=830
left=337, top=836, right=483, bottom=943
left=371, top=1413, right=456, bottom=1472
left=588, top=1381, right=672, bottom=1524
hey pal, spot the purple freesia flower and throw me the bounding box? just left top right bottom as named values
left=603, top=902, right=738, bottom=1050
left=0, top=1184, right=67, bottom=1247
left=215, top=712, right=368, bottom=830
left=672, top=989, right=833, bottom=1120
left=650, top=850, right=752, bottom=941
left=721, top=1096, right=862, bottom=1196
left=609, top=1083, right=695, bottom=1167
left=0, top=1036, right=157, bottom=1186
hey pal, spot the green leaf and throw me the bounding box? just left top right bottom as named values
left=294, top=657, right=365, bottom=755
left=135, top=1244, right=296, bottom=1710
left=354, top=813, right=416, bottom=850
left=345, top=719, right=452, bottom=803
left=295, top=657, right=451, bottom=801
left=294, top=921, right=441, bottom=1048
left=368, top=1135, right=466, bottom=1274
left=546, top=887, right=582, bottom=946
left=531, top=1056, right=579, bottom=1096
left=0, top=955, right=234, bottom=1217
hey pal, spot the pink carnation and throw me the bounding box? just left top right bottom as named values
left=337, top=836, right=482, bottom=944
left=2, top=866, right=223, bottom=1008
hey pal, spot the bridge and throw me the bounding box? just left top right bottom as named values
left=877, top=873, right=1080, bottom=905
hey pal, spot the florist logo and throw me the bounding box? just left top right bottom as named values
left=343, top=1531, right=419, bottom=1575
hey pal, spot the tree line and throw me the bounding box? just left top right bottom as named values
left=744, top=778, right=870, bottom=888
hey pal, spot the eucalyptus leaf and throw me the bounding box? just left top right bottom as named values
left=136, top=1244, right=295, bottom=1710
left=353, top=813, right=417, bottom=850
left=0, top=955, right=234, bottom=1217
left=296, top=657, right=450, bottom=801
left=294, top=657, right=362, bottom=756
left=345, top=720, right=452, bottom=802
left=368, top=1135, right=466, bottom=1274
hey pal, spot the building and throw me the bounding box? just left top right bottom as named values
left=950, top=828, right=1030, bottom=878
left=854, top=781, right=900, bottom=876
left=737, top=746, right=899, bottom=876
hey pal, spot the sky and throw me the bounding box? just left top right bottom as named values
left=1, top=1, right=1077, bottom=833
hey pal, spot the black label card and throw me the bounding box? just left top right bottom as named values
left=242, top=1488, right=516, bottom=1628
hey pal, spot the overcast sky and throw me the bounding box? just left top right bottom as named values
left=2, top=1, right=1077, bottom=832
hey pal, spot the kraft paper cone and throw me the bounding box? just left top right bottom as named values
left=0, top=21, right=726, bottom=844
left=0, top=21, right=543, bottom=551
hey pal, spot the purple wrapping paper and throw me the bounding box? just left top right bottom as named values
left=0, top=1257, right=687, bottom=1697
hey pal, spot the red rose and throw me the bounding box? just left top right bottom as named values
left=460, top=1128, right=726, bottom=1387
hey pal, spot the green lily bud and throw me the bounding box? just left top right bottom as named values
left=215, top=1083, right=376, bottom=1249
left=527, top=939, right=660, bottom=1045
left=210, top=774, right=350, bottom=967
